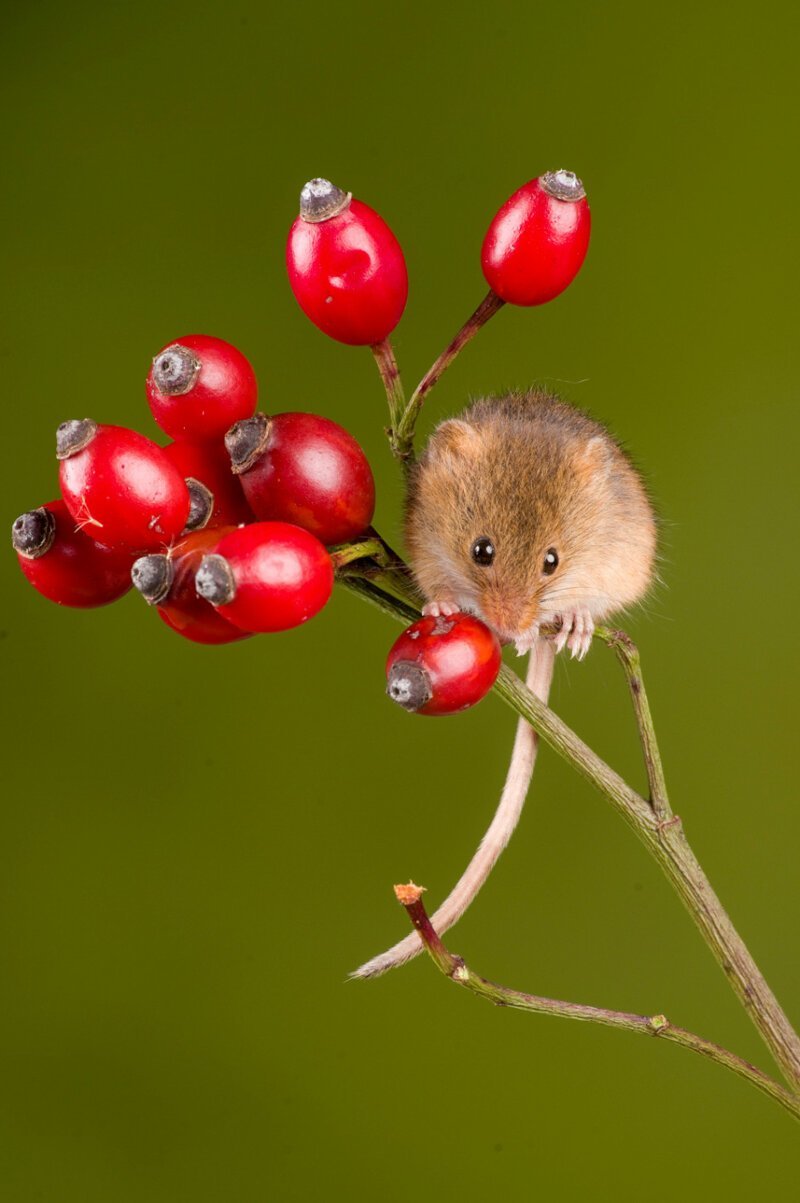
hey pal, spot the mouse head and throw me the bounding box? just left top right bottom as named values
left=406, top=413, right=610, bottom=646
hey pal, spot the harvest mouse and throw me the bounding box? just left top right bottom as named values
left=354, top=389, right=657, bottom=979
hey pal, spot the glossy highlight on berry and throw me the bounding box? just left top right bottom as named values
left=13, top=499, right=134, bottom=607
left=226, top=411, right=375, bottom=546
left=147, top=334, right=258, bottom=441
left=58, top=422, right=190, bottom=551
left=481, top=170, right=591, bottom=306
left=386, top=612, right=502, bottom=716
left=287, top=178, right=408, bottom=346
left=195, top=521, right=334, bottom=634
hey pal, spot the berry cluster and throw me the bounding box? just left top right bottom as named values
left=13, top=168, right=590, bottom=708
left=13, top=334, right=374, bottom=644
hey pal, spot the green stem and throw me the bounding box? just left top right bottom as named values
left=330, top=537, right=389, bottom=572
left=339, top=573, right=419, bottom=624
left=390, top=289, right=505, bottom=464
left=395, top=886, right=800, bottom=1124
left=493, top=661, right=653, bottom=835
left=496, top=658, right=800, bottom=1091
left=597, top=627, right=671, bottom=819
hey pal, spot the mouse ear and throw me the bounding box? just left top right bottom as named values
left=428, top=418, right=479, bottom=462
left=574, top=435, right=610, bottom=482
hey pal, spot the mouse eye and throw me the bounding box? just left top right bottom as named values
left=471, top=536, right=496, bottom=567
left=543, top=548, right=559, bottom=575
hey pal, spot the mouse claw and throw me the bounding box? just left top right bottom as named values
left=552, top=623, right=570, bottom=655
left=514, top=624, right=540, bottom=656
left=552, top=609, right=595, bottom=659
left=422, top=599, right=459, bottom=619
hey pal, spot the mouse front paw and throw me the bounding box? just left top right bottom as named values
left=422, top=600, right=460, bottom=618
left=552, top=608, right=595, bottom=660
left=514, top=625, right=541, bottom=656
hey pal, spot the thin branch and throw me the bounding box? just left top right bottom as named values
left=394, top=885, right=800, bottom=1124
left=330, top=537, right=389, bottom=572
left=337, top=553, right=800, bottom=1092
left=493, top=661, right=654, bottom=833
left=371, top=338, right=406, bottom=433
left=338, top=573, right=419, bottom=625
left=495, top=656, right=800, bottom=1092
left=390, top=290, right=505, bottom=464
left=596, top=627, right=672, bottom=819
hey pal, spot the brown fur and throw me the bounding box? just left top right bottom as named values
left=406, top=390, right=656, bottom=639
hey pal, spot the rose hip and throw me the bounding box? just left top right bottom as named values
left=57, top=420, right=190, bottom=551
left=386, top=612, right=501, bottom=716
left=12, top=499, right=134, bottom=607
left=146, top=334, right=258, bottom=441
left=286, top=178, right=408, bottom=346
left=131, top=526, right=250, bottom=645
left=162, top=438, right=253, bottom=531
left=481, top=170, right=591, bottom=306
left=194, top=521, right=333, bottom=634
left=225, top=411, right=375, bottom=545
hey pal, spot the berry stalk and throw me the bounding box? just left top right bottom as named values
left=390, top=289, right=505, bottom=464
left=370, top=338, right=406, bottom=432
left=329, top=536, right=389, bottom=572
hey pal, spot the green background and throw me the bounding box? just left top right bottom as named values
left=2, top=1, right=798, bottom=1198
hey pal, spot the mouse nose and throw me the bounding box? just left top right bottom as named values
left=482, top=592, right=536, bottom=638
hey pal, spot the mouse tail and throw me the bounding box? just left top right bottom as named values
left=350, top=640, right=556, bottom=980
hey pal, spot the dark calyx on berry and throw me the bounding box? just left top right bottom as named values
left=151, top=344, right=201, bottom=396
left=56, top=418, right=98, bottom=460
left=299, top=178, right=351, bottom=223
left=184, top=478, right=213, bottom=532
left=131, top=554, right=174, bottom=605
left=540, top=169, right=586, bottom=202
left=225, top=412, right=271, bottom=474
left=195, top=553, right=236, bottom=605
left=12, top=507, right=56, bottom=559
left=386, top=661, right=433, bottom=712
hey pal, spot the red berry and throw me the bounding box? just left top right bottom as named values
left=57, top=420, right=190, bottom=551
left=386, top=612, right=501, bottom=716
left=12, top=499, right=134, bottom=607
left=286, top=178, right=408, bottom=346
left=162, top=438, right=253, bottom=531
left=194, top=521, right=333, bottom=633
left=481, top=170, right=591, bottom=306
left=146, top=334, right=258, bottom=441
left=225, top=411, right=375, bottom=545
left=131, top=526, right=250, bottom=645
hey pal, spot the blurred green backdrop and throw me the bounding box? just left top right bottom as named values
left=1, top=1, right=798, bottom=1198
